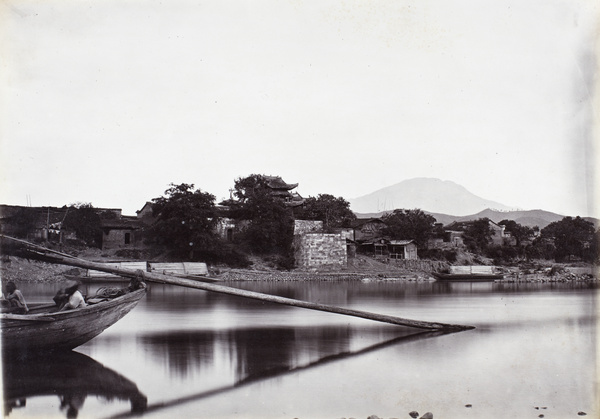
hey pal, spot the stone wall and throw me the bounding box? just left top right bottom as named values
left=294, top=220, right=323, bottom=235
left=102, top=229, right=143, bottom=250
left=294, top=233, right=347, bottom=268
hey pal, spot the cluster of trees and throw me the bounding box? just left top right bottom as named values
left=7, top=203, right=112, bottom=249
left=461, top=216, right=598, bottom=264
left=145, top=175, right=357, bottom=268
left=381, top=209, right=437, bottom=246
left=352, top=208, right=598, bottom=264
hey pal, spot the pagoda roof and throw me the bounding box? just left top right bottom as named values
left=264, top=176, right=298, bottom=191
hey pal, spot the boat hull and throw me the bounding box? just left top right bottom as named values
left=432, top=272, right=503, bottom=282
left=1, top=288, right=146, bottom=352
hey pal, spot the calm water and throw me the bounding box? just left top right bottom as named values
left=3, top=279, right=598, bottom=419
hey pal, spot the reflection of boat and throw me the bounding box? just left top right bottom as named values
left=433, top=265, right=503, bottom=282
left=1, top=287, right=146, bottom=352
left=2, top=350, right=147, bottom=417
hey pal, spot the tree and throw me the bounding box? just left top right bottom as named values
left=148, top=183, right=221, bottom=260
left=228, top=174, right=294, bottom=254
left=295, top=194, right=356, bottom=231
left=10, top=207, right=39, bottom=239
left=540, top=216, right=598, bottom=262
left=463, top=218, right=493, bottom=253
left=381, top=209, right=436, bottom=246
left=498, top=219, right=535, bottom=246
left=62, top=203, right=102, bottom=247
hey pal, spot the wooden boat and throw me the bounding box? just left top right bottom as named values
left=432, top=272, right=503, bottom=281
left=1, top=287, right=146, bottom=352
left=75, top=261, right=217, bottom=283
left=432, top=265, right=504, bottom=282
left=3, top=350, right=147, bottom=416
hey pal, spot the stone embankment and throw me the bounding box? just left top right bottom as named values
left=498, top=266, right=597, bottom=284
left=332, top=408, right=588, bottom=419
left=214, top=268, right=434, bottom=282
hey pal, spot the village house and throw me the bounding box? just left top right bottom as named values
left=442, top=219, right=511, bottom=247
left=136, top=202, right=156, bottom=225
left=346, top=217, right=422, bottom=260
left=100, top=216, right=144, bottom=250
left=388, top=240, right=418, bottom=260
left=0, top=205, right=70, bottom=241
left=351, top=218, right=387, bottom=242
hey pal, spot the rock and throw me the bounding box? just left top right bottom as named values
left=577, top=412, right=587, bottom=416
left=465, top=404, right=472, bottom=408
left=409, top=412, right=419, bottom=418
left=367, top=415, right=381, bottom=419
left=419, top=413, right=433, bottom=419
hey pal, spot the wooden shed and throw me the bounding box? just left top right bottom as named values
left=388, top=240, right=418, bottom=260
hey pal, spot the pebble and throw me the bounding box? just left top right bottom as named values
left=419, top=413, right=433, bottom=419
left=577, top=412, right=587, bottom=416
left=409, top=412, right=419, bottom=418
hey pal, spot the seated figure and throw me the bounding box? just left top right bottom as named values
left=54, top=280, right=86, bottom=311
left=2, top=281, right=29, bottom=314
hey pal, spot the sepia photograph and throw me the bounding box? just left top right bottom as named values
left=1, top=1, right=598, bottom=418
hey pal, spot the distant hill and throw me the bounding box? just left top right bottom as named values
left=349, top=178, right=515, bottom=215
left=354, top=208, right=599, bottom=229
left=437, top=209, right=565, bottom=229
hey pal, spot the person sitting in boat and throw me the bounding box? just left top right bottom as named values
left=2, top=281, right=29, bottom=314
left=54, top=280, right=87, bottom=311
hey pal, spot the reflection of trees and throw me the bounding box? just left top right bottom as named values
left=141, top=326, right=375, bottom=382
left=140, top=331, right=216, bottom=378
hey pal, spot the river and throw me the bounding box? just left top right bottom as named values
left=3, top=279, right=598, bottom=419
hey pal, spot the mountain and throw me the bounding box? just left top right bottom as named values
left=429, top=209, right=566, bottom=229
left=354, top=208, right=566, bottom=229
left=349, top=178, right=515, bottom=215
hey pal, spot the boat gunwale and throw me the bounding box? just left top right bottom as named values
left=0, top=288, right=147, bottom=323
left=432, top=272, right=504, bottom=282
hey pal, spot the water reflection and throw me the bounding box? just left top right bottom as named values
left=2, top=350, right=147, bottom=418
left=110, top=328, right=455, bottom=418
left=6, top=280, right=597, bottom=419
left=140, top=326, right=383, bottom=381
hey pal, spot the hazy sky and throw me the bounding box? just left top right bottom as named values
left=1, top=0, right=597, bottom=217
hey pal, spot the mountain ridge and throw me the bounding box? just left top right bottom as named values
left=354, top=208, right=599, bottom=229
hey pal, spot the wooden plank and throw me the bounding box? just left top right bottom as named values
left=471, top=266, right=494, bottom=274
left=182, top=262, right=208, bottom=275
left=87, top=261, right=147, bottom=277
left=450, top=266, right=472, bottom=274
left=148, top=262, right=186, bottom=274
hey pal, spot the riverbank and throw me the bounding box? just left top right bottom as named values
left=1, top=254, right=596, bottom=284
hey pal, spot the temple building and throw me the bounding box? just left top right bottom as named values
left=263, top=176, right=305, bottom=207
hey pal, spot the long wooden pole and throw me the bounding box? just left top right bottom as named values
left=2, top=236, right=474, bottom=331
